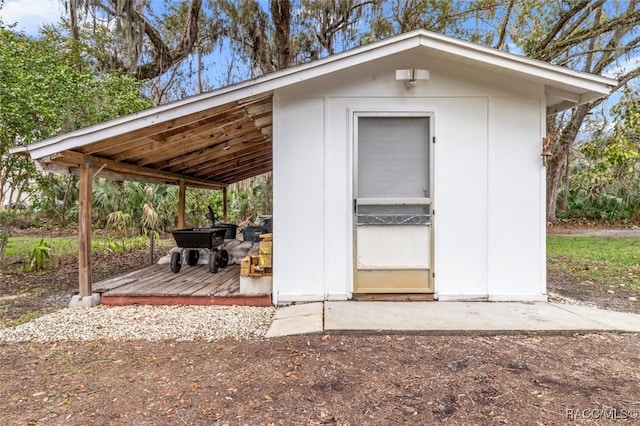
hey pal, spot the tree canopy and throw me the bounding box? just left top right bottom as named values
left=3, top=0, right=640, bottom=223
left=0, top=26, right=152, bottom=209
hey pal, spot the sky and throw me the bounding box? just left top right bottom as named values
left=4, top=0, right=637, bottom=76
left=0, top=0, right=634, bottom=117
left=1, top=0, right=62, bottom=35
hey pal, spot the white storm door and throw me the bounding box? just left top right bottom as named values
left=354, top=115, right=433, bottom=293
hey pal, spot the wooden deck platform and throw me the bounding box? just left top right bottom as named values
left=95, top=263, right=271, bottom=306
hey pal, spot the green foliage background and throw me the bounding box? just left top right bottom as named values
left=0, top=26, right=153, bottom=225
left=561, top=90, right=640, bottom=222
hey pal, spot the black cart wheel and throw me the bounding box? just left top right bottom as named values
left=209, top=251, right=219, bottom=273
left=218, top=249, right=229, bottom=268
left=170, top=252, right=181, bottom=273
left=187, top=249, right=200, bottom=266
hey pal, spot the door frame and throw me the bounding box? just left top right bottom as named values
left=350, top=110, right=436, bottom=295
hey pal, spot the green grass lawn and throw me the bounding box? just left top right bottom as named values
left=547, top=236, right=640, bottom=290
left=4, top=235, right=173, bottom=258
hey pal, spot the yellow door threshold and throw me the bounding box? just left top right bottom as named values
left=353, top=293, right=434, bottom=301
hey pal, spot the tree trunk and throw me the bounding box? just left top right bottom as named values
left=546, top=145, right=563, bottom=224
left=0, top=181, right=6, bottom=208
left=60, top=175, right=74, bottom=227
left=271, top=0, right=292, bottom=70
left=546, top=105, right=591, bottom=223
left=559, top=151, right=570, bottom=211
left=68, top=0, right=80, bottom=41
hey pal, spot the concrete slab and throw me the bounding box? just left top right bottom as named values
left=324, top=301, right=640, bottom=335
left=264, top=301, right=640, bottom=338
left=273, top=302, right=323, bottom=320
left=265, top=302, right=323, bottom=337
left=551, top=303, right=640, bottom=332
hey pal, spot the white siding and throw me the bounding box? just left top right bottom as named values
left=487, top=98, right=545, bottom=300
left=324, top=97, right=351, bottom=300
left=432, top=98, right=488, bottom=299
left=273, top=97, right=326, bottom=303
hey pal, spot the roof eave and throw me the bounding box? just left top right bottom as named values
left=13, top=29, right=618, bottom=159
left=416, top=31, right=617, bottom=91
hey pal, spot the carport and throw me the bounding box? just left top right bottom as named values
left=12, top=93, right=274, bottom=303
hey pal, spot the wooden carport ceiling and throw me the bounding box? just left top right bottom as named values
left=38, top=94, right=273, bottom=188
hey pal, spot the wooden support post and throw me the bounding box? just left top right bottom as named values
left=222, top=186, right=228, bottom=223
left=78, top=156, right=93, bottom=297
left=178, top=180, right=186, bottom=229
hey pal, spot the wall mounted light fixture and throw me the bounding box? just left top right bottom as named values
left=396, top=69, right=430, bottom=89
left=222, top=142, right=231, bottom=151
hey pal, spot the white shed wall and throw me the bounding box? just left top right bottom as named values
left=487, top=97, right=546, bottom=301
left=273, top=97, right=326, bottom=302
left=431, top=98, right=488, bottom=299
left=272, top=52, right=546, bottom=303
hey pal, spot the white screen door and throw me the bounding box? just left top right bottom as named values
left=354, top=115, right=433, bottom=293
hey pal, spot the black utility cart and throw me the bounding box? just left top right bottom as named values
left=170, top=228, right=229, bottom=273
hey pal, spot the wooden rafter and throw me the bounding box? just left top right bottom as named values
left=176, top=138, right=270, bottom=175
left=187, top=147, right=272, bottom=177
left=35, top=93, right=273, bottom=187
left=218, top=161, right=273, bottom=183
left=109, top=111, right=248, bottom=161
left=226, top=165, right=272, bottom=184
left=78, top=94, right=272, bottom=155
left=139, top=117, right=259, bottom=167
left=45, top=150, right=226, bottom=189
left=155, top=133, right=268, bottom=171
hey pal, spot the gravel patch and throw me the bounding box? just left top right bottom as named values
left=547, top=290, right=593, bottom=307
left=0, top=305, right=275, bottom=343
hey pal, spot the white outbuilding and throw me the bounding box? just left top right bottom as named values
left=12, top=30, right=616, bottom=304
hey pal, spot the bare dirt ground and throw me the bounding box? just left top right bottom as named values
left=547, top=218, right=640, bottom=237
left=547, top=263, right=640, bottom=315
left=1, top=226, right=639, bottom=424
left=546, top=221, right=640, bottom=315
left=2, top=334, right=639, bottom=425
left=548, top=228, right=640, bottom=238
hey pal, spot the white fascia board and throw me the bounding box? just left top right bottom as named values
left=417, top=32, right=616, bottom=94
left=545, top=87, right=581, bottom=103
left=8, top=145, right=27, bottom=154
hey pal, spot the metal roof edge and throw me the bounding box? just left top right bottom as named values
left=415, top=30, right=617, bottom=89
left=8, top=145, right=28, bottom=155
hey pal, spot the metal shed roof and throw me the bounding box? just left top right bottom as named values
left=11, top=29, right=616, bottom=188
